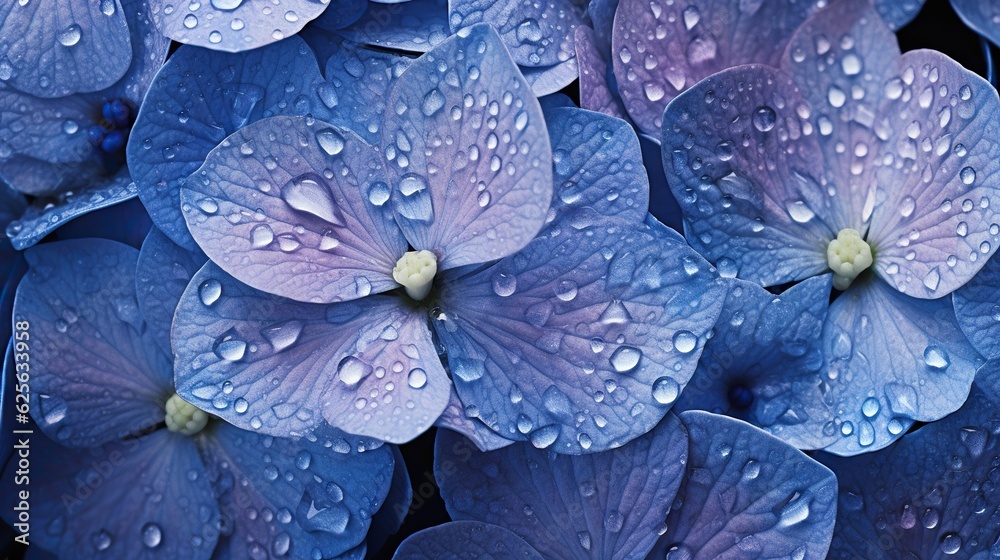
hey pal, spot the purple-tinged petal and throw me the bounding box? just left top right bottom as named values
left=367, top=446, right=414, bottom=555
left=875, top=0, right=926, bottom=29
left=821, top=278, right=979, bottom=456
left=676, top=275, right=837, bottom=450
left=661, top=64, right=832, bottom=287
left=0, top=0, right=131, bottom=98
left=435, top=218, right=724, bottom=453
left=521, top=59, right=580, bottom=97
left=436, top=415, right=688, bottom=559
left=434, top=387, right=517, bottom=451
left=127, top=37, right=330, bottom=250
left=14, top=239, right=172, bottom=447
left=863, top=50, right=1000, bottom=299
left=819, top=365, right=1000, bottom=559
left=575, top=26, right=629, bottom=121
left=338, top=0, right=449, bottom=52
left=393, top=521, right=544, bottom=560
left=650, top=410, right=837, bottom=560
left=149, top=0, right=329, bottom=52
left=952, top=0, right=1000, bottom=47
left=6, top=175, right=138, bottom=250
left=1, top=430, right=219, bottom=560
left=136, top=227, right=207, bottom=356
left=302, top=31, right=412, bottom=145
left=384, top=25, right=552, bottom=268
left=613, top=0, right=825, bottom=135
left=777, top=0, right=899, bottom=236
left=954, top=250, right=1000, bottom=359
left=200, top=423, right=394, bottom=559
left=544, top=106, right=648, bottom=225
left=107, top=0, right=171, bottom=105
left=180, top=115, right=407, bottom=304
left=309, top=0, right=369, bottom=30
left=173, top=263, right=450, bottom=443
left=448, top=0, right=585, bottom=69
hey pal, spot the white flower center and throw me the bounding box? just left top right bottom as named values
left=827, top=228, right=873, bottom=290
left=393, top=250, right=438, bottom=301
left=165, top=394, right=209, bottom=436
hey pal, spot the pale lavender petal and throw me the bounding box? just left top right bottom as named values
left=180, top=115, right=407, bottom=304
left=383, top=24, right=552, bottom=269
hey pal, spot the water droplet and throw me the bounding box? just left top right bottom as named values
left=961, top=166, right=976, bottom=185
left=261, top=320, right=303, bottom=352
left=250, top=224, right=274, bottom=248
left=368, top=182, right=390, bottom=206
left=777, top=496, right=810, bottom=527
left=515, top=18, right=543, bottom=42
left=396, top=174, right=434, bottom=222
left=141, top=523, right=162, bottom=548
left=841, top=53, right=862, bottom=75
left=316, top=128, right=346, bottom=156
left=338, top=356, right=372, bottom=386
left=282, top=174, right=344, bottom=226
left=923, top=346, right=950, bottom=370
left=605, top=511, right=624, bottom=532
left=786, top=201, right=815, bottom=223
left=861, top=397, right=880, bottom=418
left=215, top=338, right=247, bottom=361
left=492, top=273, right=516, bottom=296
left=421, top=89, right=445, bottom=117
left=199, top=279, right=222, bottom=306
left=183, top=13, right=198, bottom=28
left=407, top=368, right=427, bottom=389
left=57, top=24, right=82, bottom=47
left=529, top=425, right=559, bottom=448
left=554, top=280, right=577, bottom=301
left=752, top=106, right=776, bottom=132
left=652, top=376, right=679, bottom=405
left=609, top=346, right=642, bottom=373
left=211, top=0, right=244, bottom=9
left=92, top=529, right=113, bottom=551
left=939, top=532, right=962, bottom=555
left=673, top=331, right=697, bottom=353
left=683, top=6, right=700, bottom=29
left=295, top=451, right=312, bottom=470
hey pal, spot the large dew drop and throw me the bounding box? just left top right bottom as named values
left=282, top=174, right=345, bottom=226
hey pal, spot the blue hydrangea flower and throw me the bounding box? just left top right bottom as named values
left=661, top=0, right=993, bottom=455
left=333, top=0, right=586, bottom=95
left=168, top=25, right=724, bottom=452
left=674, top=275, right=838, bottom=449
left=393, top=412, right=837, bottom=559
left=817, top=364, right=1000, bottom=559
left=0, top=0, right=170, bottom=250
left=146, top=0, right=369, bottom=52
left=1, top=236, right=401, bottom=559
left=579, top=0, right=926, bottom=139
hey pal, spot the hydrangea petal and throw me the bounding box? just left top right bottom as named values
left=650, top=410, right=838, bottom=560
left=587, top=0, right=618, bottom=52
left=433, top=387, right=517, bottom=452
left=575, top=26, right=629, bottom=121
left=127, top=37, right=329, bottom=250
left=676, top=275, right=837, bottom=450
left=778, top=0, right=900, bottom=236
left=661, top=65, right=832, bottom=286
left=2, top=430, right=219, bottom=560
left=0, top=90, right=94, bottom=174
left=383, top=24, right=552, bottom=269
left=393, top=521, right=545, bottom=560
left=954, top=250, right=1000, bottom=358
left=613, top=0, right=825, bottom=135
left=305, top=32, right=412, bottom=145
left=0, top=0, right=131, bottom=97
left=14, top=239, right=172, bottom=447
left=544, top=106, right=648, bottom=225
left=199, top=423, right=394, bottom=559
left=180, top=115, right=407, bottom=303
left=448, top=0, right=585, bottom=69
left=875, top=0, right=926, bottom=29
left=173, top=263, right=450, bottom=443
left=7, top=176, right=137, bottom=250
left=367, top=446, right=414, bottom=554
left=819, top=366, right=1000, bottom=559
left=149, top=0, right=330, bottom=52
left=107, top=0, right=171, bottom=105
left=952, top=0, right=1000, bottom=47
left=435, top=415, right=688, bottom=559
left=435, top=218, right=724, bottom=453
left=863, top=50, right=1000, bottom=299
left=821, top=278, right=979, bottom=456
left=338, top=0, right=449, bottom=52
left=136, top=227, right=207, bottom=356
left=521, top=59, right=580, bottom=97
left=308, top=0, right=368, bottom=30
